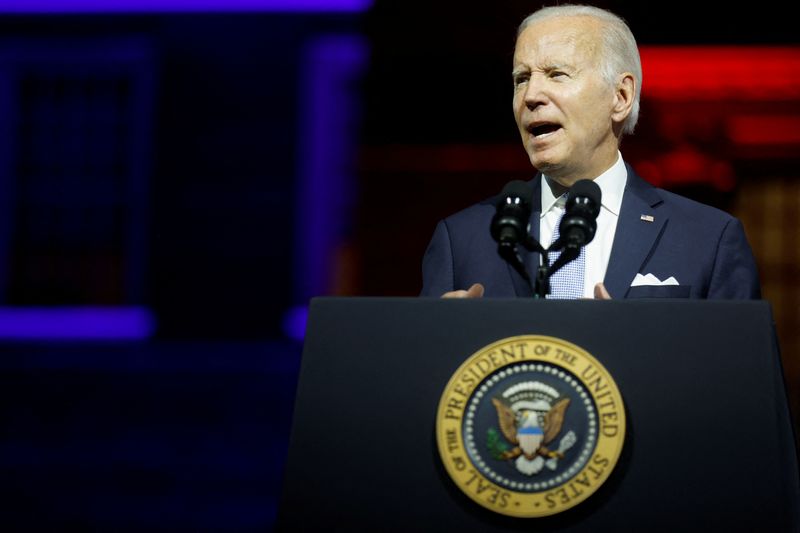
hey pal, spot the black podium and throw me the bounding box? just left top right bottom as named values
left=277, top=298, right=800, bottom=532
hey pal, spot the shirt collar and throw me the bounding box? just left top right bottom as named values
left=540, top=151, right=626, bottom=217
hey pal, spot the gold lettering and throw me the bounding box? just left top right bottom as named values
left=587, top=464, right=604, bottom=479
left=601, top=424, right=618, bottom=437
left=465, top=470, right=478, bottom=485
left=467, top=366, right=483, bottom=382
left=516, top=342, right=528, bottom=358
left=445, top=429, right=459, bottom=453
left=573, top=472, right=590, bottom=488
left=598, top=397, right=616, bottom=410
left=534, top=344, right=551, bottom=356
left=600, top=411, right=618, bottom=436
left=592, top=454, right=610, bottom=469
left=595, top=389, right=612, bottom=401
left=475, top=477, right=492, bottom=495
left=544, top=492, right=556, bottom=508
left=567, top=481, right=584, bottom=499
left=447, top=397, right=464, bottom=410
left=600, top=411, right=618, bottom=424
left=444, top=408, right=460, bottom=421
left=581, top=365, right=608, bottom=394
left=498, top=491, right=510, bottom=508
left=554, top=348, right=578, bottom=366
left=475, top=358, right=493, bottom=376
left=500, top=346, right=520, bottom=363
left=461, top=372, right=475, bottom=387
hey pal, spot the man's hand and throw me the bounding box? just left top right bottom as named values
left=593, top=282, right=611, bottom=300
left=441, top=282, right=607, bottom=299
left=442, top=283, right=485, bottom=299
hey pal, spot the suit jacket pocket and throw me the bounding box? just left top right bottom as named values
left=627, top=284, right=691, bottom=298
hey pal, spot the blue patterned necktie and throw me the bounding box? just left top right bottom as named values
left=546, top=205, right=586, bottom=299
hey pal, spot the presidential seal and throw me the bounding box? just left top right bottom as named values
left=435, top=335, right=625, bottom=518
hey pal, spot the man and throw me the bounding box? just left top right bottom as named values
left=420, top=4, right=760, bottom=300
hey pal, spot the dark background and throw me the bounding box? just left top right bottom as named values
left=0, top=1, right=798, bottom=530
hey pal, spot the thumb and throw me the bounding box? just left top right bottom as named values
left=593, top=282, right=612, bottom=300
left=466, top=283, right=485, bottom=298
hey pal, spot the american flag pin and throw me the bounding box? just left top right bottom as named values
left=640, top=214, right=655, bottom=222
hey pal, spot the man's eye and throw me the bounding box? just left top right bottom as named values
left=551, top=71, right=567, bottom=78
left=513, top=74, right=529, bottom=86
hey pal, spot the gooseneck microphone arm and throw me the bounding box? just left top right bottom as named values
left=490, top=179, right=602, bottom=298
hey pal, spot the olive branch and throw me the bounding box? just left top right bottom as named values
left=486, top=427, right=510, bottom=460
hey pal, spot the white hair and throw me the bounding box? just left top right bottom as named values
left=518, top=4, right=642, bottom=135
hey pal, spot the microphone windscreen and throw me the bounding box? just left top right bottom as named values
left=491, top=180, right=532, bottom=245
left=569, top=179, right=601, bottom=207
left=499, top=180, right=532, bottom=205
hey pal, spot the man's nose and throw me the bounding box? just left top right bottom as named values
left=523, top=76, right=548, bottom=109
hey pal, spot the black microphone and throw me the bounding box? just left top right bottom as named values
left=490, top=180, right=532, bottom=246
left=490, top=180, right=537, bottom=288
left=555, top=179, right=602, bottom=251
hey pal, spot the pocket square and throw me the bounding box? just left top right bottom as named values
left=631, top=273, right=679, bottom=287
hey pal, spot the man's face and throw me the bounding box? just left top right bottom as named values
left=512, top=16, right=623, bottom=185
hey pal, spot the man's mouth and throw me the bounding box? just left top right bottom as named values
left=528, top=123, right=562, bottom=138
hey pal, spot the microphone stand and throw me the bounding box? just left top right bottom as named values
left=497, top=237, right=579, bottom=299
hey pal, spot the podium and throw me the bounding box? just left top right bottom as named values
left=277, top=298, right=800, bottom=532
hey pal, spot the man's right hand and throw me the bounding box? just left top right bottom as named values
left=442, top=283, right=485, bottom=299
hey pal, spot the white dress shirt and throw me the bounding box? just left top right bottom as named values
left=539, top=152, right=627, bottom=298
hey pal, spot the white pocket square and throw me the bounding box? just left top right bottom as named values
left=631, top=273, right=679, bottom=287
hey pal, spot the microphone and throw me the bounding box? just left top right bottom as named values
left=543, top=179, right=601, bottom=298
left=553, top=179, right=602, bottom=252
left=489, top=178, right=601, bottom=298
left=490, top=180, right=536, bottom=287
left=490, top=180, right=532, bottom=246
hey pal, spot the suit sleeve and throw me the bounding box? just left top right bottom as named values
left=420, top=220, right=455, bottom=297
left=707, top=217, right=761, bottom=299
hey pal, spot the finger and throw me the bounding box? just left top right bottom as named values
left=442, top=283, right=485, bottom=299
left=466, top=283, right=485, bottom=298
left=442, top=290, right=470, bottom=298
left=593, top=282, right=612, bottom=300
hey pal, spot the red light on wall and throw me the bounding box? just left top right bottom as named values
left=640, top=46, right=800, bottom=100
left=726, top=115, right=800, bottom=145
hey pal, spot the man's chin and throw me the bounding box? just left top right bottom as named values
left=528, top=156, right=564, bottom=177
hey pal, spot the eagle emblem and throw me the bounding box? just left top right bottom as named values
left=489, top=382, right=577, bottom=475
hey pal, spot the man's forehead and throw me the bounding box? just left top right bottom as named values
left=513, top=23, right=597, bottom=67
left=516, top=16, right=599, bottom=48
left=512, top=45, right=581, bottom=71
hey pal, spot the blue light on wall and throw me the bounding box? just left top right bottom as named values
left=0, top=0, right=372, bottom=13
left=0, top=307, right=155, bottom=340
left=286, top=35, right=368, bottom=340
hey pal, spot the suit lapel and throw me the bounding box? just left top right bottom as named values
left=508, top=177, right=541, bottom=298
left=604, top=167, right=666, bottom=299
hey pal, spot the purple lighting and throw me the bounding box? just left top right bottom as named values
left=0, top=0, right=372, bottom=13
left=285, top=35, right=368, bottom=341
left=282, top=305, right=308, bottom=342
left=0, top=307, right=155, bottom=341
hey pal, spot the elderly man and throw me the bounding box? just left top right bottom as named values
left=420, top=4, right=760, bottom=300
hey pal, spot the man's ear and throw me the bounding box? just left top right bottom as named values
left=611, top=73, right=635, bottom=123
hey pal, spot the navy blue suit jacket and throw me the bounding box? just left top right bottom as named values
left=421, top=166, right=761, bottom=299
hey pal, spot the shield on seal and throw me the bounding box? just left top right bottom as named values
left=517, top=411, right=544, bottom=457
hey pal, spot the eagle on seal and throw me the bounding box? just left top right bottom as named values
left=491, top=397, right=570, bottom=461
